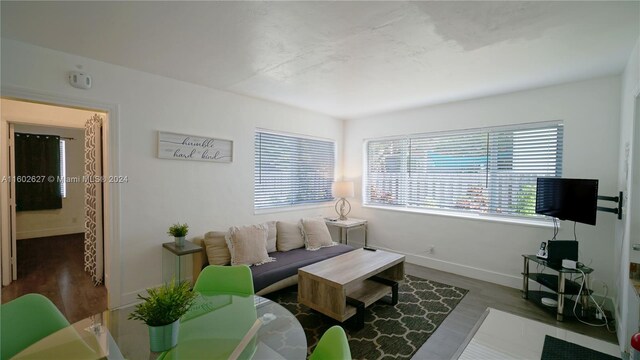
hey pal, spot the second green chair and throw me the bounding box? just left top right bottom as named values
left=1, top=293, right=71, bottom=359
left=193, top=265, right=254, bottom=296
left=310, top=325, right=352, bottom=360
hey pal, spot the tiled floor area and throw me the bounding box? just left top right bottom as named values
left=457, top=308, right=619, bottom=359
left=407, top=263, right=618, bottom=359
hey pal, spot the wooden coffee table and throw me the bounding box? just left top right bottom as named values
left=298, top=248, right=405, bottom=328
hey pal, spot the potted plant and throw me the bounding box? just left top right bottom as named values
left=128, top=279, right=197, bottom=352
left=168, top=223, right=189, bottom=247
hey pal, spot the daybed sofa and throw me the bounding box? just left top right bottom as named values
left=192, top=219, right=355, bottom=295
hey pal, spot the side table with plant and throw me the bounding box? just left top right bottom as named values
left=128, top=279, right=197, bottom=352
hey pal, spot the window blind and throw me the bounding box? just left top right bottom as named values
left=254, top=130, right=335, bottom=210
left=365, top=122, right=563, bottom=218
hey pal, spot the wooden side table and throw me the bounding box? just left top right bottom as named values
left=162, top=241, right=202, bottom=283
left=325, top=218, right=368, bottom=247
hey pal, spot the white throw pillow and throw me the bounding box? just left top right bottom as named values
left=276, top=221, right=305, bottom=252
left=203, top=231, right=231, bottom=266
left=263, top=221, right=277, bottom=253
left=301, top=218, right=336, bottom=251
left=226, top=224, right=275, bottom=266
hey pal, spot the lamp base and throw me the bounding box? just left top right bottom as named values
left=335, top=198, right=351, bottom=221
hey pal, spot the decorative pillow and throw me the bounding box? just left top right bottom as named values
left=226, top=224, right=275, bottom=266
left=263, top=221, right=277, bottom=253
left=203, top=231, right=231, bottom=266
left=276, top=221, right=305, bottom=252
left=301, top=218, right=336, bottom=251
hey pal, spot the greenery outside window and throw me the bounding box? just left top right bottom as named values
left=365, top=121, right=564, bottom=219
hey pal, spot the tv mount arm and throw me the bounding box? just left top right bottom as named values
left=597, top=191, right=623, bottom=220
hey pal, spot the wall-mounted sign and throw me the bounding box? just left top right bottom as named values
left=158, top=131, right=233, bottom=163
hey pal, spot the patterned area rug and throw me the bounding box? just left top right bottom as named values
left=265, top=274, right=468, bottom=360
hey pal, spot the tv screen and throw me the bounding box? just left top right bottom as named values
left=535, top=178, right=599, bottom=225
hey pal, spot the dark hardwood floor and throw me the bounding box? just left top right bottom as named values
left=1, top=233, right=107, bottom=323
left=408, top=263, right=618, bottom=359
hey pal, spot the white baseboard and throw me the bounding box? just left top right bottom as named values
left=363, top=243, right=522, bottom=289
left=17, top=226, right=84, bottom=239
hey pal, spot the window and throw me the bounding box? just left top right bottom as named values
left=254, top=130, right=335, bottom=210
left=60, top=140, right=66, bottom=198
left=365, top=121, right=563, bottom=219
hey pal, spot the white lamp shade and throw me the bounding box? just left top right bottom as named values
left=332, top=181, right=354, bottom=198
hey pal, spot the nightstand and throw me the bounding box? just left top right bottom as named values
left=162, top=241, right=202, bottom=283
left=324, top=218, right=368, bottom=247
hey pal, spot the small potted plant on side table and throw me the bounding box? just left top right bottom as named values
left=128, top=279, right=197, bottom=352
left=168, top=223, right=189, bottom=247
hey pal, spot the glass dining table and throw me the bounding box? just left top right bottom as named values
left=13, top=294, right=307, bottom=360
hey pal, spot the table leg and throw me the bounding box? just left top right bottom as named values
left=176, top=256, right=181, bottom=282
left=364, top=223, right=368, bottom=248
left=557, top=273, right=565, bottom=321
left=346, top=297, right=365, bottom=330
left=522, top=257, right=529, bottom=299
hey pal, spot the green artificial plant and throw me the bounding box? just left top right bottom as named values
left=128, top=279, right=197, bottom=326
left=167, top=223, right=189, bottom=237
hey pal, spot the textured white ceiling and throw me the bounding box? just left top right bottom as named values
left=2, top=1, right=639, bottom=119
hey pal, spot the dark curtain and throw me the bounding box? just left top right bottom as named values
left=15, top=133, right=62, bottom=211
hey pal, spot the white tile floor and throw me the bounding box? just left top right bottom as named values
left=457, top=308, right=620, bottom=359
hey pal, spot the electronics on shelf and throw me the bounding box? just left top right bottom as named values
left=541, top=297, right=558, bottom=307
left=538, top=240, right=578, bottom=265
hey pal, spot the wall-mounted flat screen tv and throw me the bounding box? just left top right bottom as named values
left=535, top=178, right=599, bottom=226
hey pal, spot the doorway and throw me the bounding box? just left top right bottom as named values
left=0, top=98, right=108, bottom=322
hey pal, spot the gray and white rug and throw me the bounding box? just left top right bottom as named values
left=265, top=274, right=468, bottom=360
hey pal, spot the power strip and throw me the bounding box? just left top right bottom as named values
left=562, top=259, right=577, bottom=269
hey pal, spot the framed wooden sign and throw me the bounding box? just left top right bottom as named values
left=158, top=131, right=233, bottom=163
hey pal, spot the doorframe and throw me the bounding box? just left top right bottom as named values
left=0, top=85, right=122, bottom=308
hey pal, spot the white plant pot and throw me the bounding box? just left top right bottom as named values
left=174, top=236, right=185, bottom=247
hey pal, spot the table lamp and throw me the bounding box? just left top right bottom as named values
left=332, top=181, right=354, bottom=220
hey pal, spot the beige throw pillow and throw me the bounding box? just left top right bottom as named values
left=203, top=231, right=231, bottom=266
left=276, top=221, right=305, bottom=251
left=263, top=221, right=277, bottom=253
left=301, top=218, right=336, bottom=251
left=226, top=224, right=275, bottom=266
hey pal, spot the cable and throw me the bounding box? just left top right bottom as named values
left=573, top=221, right=577, bottom=241
left=571, top=268, right=614, bottom=332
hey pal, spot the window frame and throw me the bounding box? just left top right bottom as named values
left=362, top=121, right=563, bottom=227
left=254, top=128, right=337, bottom=213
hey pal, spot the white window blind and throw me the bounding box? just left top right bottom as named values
left=365, top=122, right=563, bottom=218
left=255, top=130, right=335, bottom=210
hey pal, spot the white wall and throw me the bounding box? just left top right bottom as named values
left=344, top=76, right=621, bottom=298
left=615, top=37, right=640, bottom=354
left=1, top=39, right=343, bottom=305
left=13, top=124, right=85, bottom=239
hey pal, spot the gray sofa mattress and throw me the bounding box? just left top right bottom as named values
left=251, top=244, right=354, bottom=292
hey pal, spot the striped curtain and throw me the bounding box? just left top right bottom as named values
left=84, top=114, right=104, bottom=286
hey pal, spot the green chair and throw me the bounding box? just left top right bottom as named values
left=193, top=265, right=254, bottom=296
left=310, top=325, right=351, bottom=360
left=1, top=293, right=70, bottom=359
